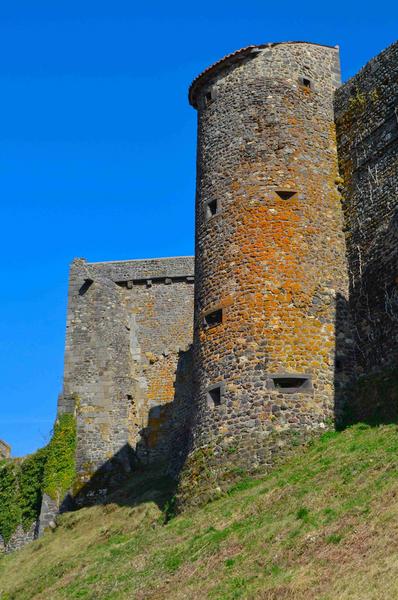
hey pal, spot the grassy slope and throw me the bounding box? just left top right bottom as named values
left=2, top=424, right=398, bottom=599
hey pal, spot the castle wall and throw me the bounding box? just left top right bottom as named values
left=61, top=256, right=194, bottom=491
left=180, top=42, right=351, bottom=501
left=335, top=42, right=398, bottom=421
left=0, top=523, right=37, bottom=554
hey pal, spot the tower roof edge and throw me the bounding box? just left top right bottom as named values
left=188, top=41, right=339, bottom=108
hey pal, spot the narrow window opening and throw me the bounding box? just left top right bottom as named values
left=275, top=190, right=297, bottom=201
left=273, top=377, right=307, bottom=389
left=206, top=199, right=218, bottom=219
left=299, top=76, right=313, bottom=90
left=204, top=90, right=214, bottom=106
left=79, top=278, right=93, bottom=296
left=203, top=308, right=223, bottom=329
left=269, top=374, right=312, bottom=393
left=206, top=383, right=224, bottom=408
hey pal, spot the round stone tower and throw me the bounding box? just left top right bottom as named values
left=181, top=42, right=349, bottom=498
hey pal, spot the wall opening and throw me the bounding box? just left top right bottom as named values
left=206, top=199, right=218, bottom=219
left=275, top=190, right=298, bottom=201
left=79, top=279, right=94, bottom=296
left=299, top=77, right=313, bottom=89
left=204, top=90, right=214, bottom=106
left=203, top=308, right=223, bottom=329
left=269, top=374, right=312, bottom=394
left=206, top=383, right=224, bottom=408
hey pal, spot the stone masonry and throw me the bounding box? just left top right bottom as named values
left=56, top=40, right=398, bottom=506
left=180, top=42, right=353, bottom=495
left=60, top=256, right=194, bottom=495
left=0, top=523, right=37, bottom=554
left=4, top=40, right=398, bottom=550
left=334, top=41, right=398, bottom=422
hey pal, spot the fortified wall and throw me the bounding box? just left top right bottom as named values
left=2, top=39, right=398, bottom=552
left=335, top=41, right=398, bottom=422
left=60, top=256, right=194, bottom=498
left=26, top=40, right=398, bottom=511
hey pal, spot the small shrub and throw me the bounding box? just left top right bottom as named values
left=163, top=495, right=177, bottom=522
left=326, top=533, right=343, bottom=544
left=225, top=558, right=235, bottom=568
left=164, top=551, right=183, bottom=572
left=296, top=507, right=310, bottom=521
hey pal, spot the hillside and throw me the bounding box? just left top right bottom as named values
left=2, top=424, right=398, bottom=599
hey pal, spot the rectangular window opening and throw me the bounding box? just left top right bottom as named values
left=275, top=190, right=298, bottom=201
left=206, top=199, right=218, bottom=219
left=270, top=374, right=312, bottom=394
left=206, top=384, right=223, bottom=408
left=203, top=308, right=223, bottom=329
left=299, top=77, right=313, bottom=90
left=205, top=90, right=213, bottom=105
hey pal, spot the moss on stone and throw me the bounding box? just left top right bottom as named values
left=43, top=414, right=77, bottom=503
left=0, top=413, right=76, bottom=545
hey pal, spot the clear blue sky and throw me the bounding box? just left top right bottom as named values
left=0, top=0, right=396, bottom=456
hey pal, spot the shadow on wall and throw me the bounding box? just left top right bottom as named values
left=334, top=208, right=398, bottom=427
left=136, top=347, right=194, bottom=470
left=70, top=443, right=178, bottom=513
left=333, top=292, right=358, bottom=429
left=69, top=346, right=196, bottom=513
left=62, top=256, right=398, bottom=515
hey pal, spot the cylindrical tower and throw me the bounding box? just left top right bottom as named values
left=182, top=42, right=349, bottom=496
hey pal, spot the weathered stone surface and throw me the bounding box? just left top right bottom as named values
left=335, top=41, right=398, bottom=422
left=61, top=256, right=194, bottom=496
left=7, top=40, right=398, bottom=552
left=37, top=493, right=59, bottom=537
left=0, top=523, right=37, bottom=554
left=184, top=42, right=352, bottom=482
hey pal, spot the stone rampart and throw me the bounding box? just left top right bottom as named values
left=335, top=41, right=398, bottom=422
left=61, top=256, right=194, bottom=496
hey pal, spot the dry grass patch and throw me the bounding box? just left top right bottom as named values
left=2, top=425, right=398, bottom=599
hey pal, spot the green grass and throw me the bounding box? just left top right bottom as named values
left=2, top=424, right=398, bottom=599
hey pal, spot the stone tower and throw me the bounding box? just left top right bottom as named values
left=183, top=42, right=350, bottom=492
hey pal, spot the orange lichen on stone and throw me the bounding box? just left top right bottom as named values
left=189, top=42, right=349, bottom=479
